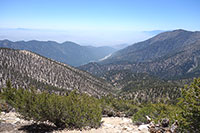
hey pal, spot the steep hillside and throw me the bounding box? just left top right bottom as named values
left=101, top=29, right=200, bottom=64
left=0, top=40, right=116, bottom=66
left=0, top=48, right=115, bottom=96
left=99, top=70, right=177, bottom=90
left=79, top=64, right=183, bottom=102
left=81, top=30, right=200, bottom=79
left=79, top=30, right=200, bottom=102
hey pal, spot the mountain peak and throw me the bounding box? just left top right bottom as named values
left=100, top=29, right=200, bottom=64
left=81, top=29, right=200, bottom=80
left=62, top=41, right=79, bottom=45
left=173, top=29, right=188, bottom=32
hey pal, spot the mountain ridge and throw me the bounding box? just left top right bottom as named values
left=80, top=29, right=200, bottom=80
left=0, top=48, right=115, bottom=96
left=101, top=29, right=200, bottom=65
left=0, top=40, right=116, bottom=66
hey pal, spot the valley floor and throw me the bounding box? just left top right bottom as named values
left=0, top=112, right=148, bottom=133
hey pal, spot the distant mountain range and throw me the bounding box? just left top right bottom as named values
left=110, top=44, right=130, bottom=50
left=80, top=29, right=200, bottom=80
left=79, top=29, right=200, bottom=101
left=0, top=48, right=115, bottom=96
left=0, top=40, right=116, bottom=66
left=1, top=29, right=199, bottom=102
left=101, top=29, right=200, bottom=64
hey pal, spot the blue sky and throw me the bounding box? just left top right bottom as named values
left=1, top=0, right=200, bottom=46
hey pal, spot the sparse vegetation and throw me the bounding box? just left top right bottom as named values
left=0, top=48, right=114, bottom=97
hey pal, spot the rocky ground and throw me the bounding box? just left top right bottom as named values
left=0, top=111, right=149, bottom=133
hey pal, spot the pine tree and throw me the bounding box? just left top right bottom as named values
left=178, top=78, right=200, bottom=132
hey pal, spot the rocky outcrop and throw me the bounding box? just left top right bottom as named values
left=0, top=111, right=33, bottom=133
left=147, top=118, right=178, bottom=133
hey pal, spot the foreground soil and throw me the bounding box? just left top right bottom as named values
left=0, top=112, right=148, bottom=133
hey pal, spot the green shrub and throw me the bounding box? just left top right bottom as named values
left=124, top=105, right=139, bottom=117
left=2, top=83, right=102, bottom=129
left=0, top=99, right=10, bottom=113
left=177, top=78, right=200, bottom=132
left=131, top=78, right=200, bottom=132
left=99, top=96, right=139, bottom=117
left=0, top=90, right=2, bottom=113
left=0, top=81, right=13, bottom=113
left=132, top=103, right=180, bottom=124
left=99, top=95, right=116, bottom=116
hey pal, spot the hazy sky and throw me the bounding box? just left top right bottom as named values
left=1, top=0, right=200, bottom=46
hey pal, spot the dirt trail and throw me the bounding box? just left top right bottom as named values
left=0, top=112, right=149, bottom=133
left=55, top=117, right=148, bottom=133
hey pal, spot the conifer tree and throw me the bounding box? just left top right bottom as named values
left=178, top=78, right=200, bottom=132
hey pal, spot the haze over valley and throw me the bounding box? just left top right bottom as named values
left=1, top=0, right=200, bottom=132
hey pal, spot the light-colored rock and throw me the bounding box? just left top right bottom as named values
left=1, top=112, right=6, bottom=115
left=1, top=112, right=149, bottom=133
left=138, top=124, right=149, bottom=131
left=53, top=117, right=148, bottom=133
left=0, top=111, right=31, bottom=125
